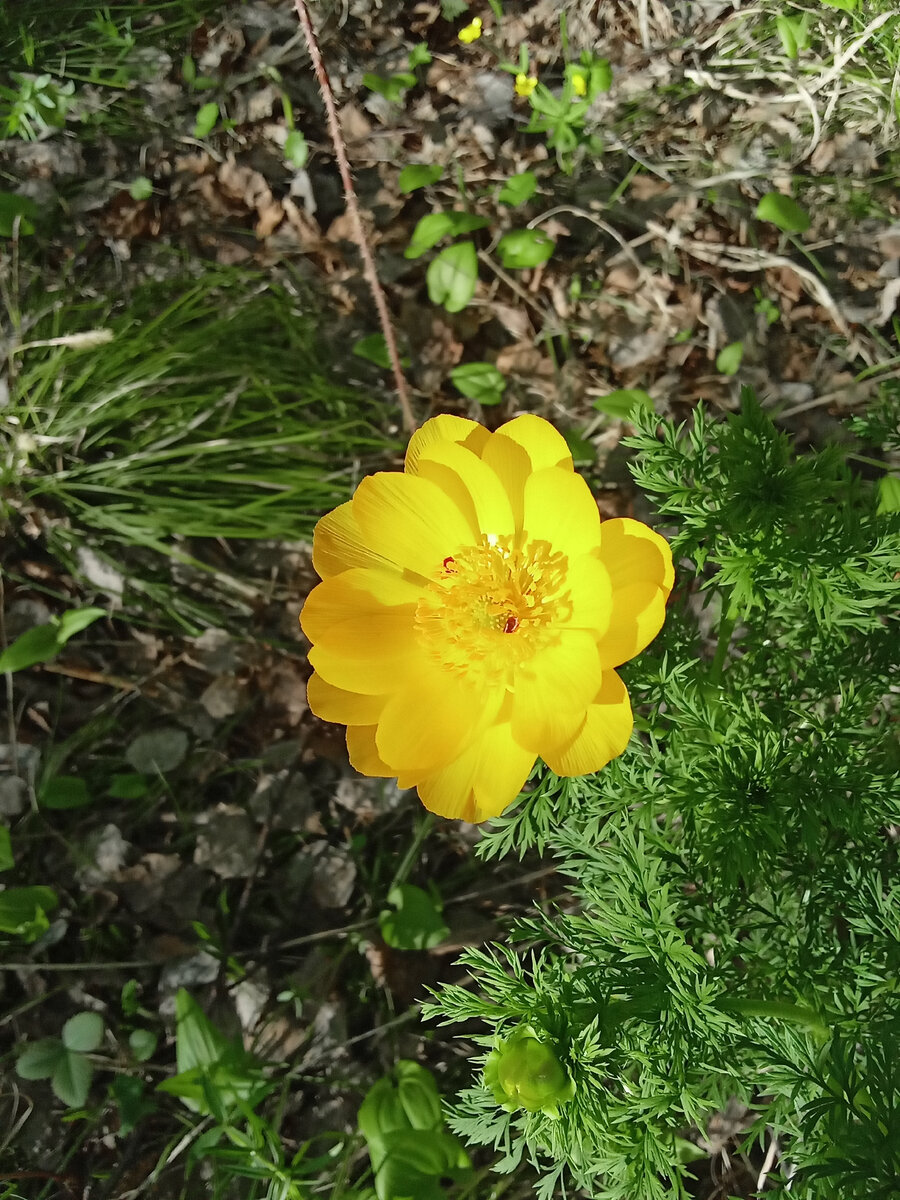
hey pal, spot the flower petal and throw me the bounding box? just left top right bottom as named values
left=417, top=721, right=536, bottom=823
left=307, top=673, right=387, bottom=725
left=557, top=553, right=612, bottom=635
left=415, top=440, right=516, bottom=540
left=301, top=569, right=423, bottom=693
left=347, top=725, right=396, bottom=777
left=480, top=431, right=533, bottom=531
left=314, top=501, right=405, bottom=580
left=511, top=630, right=602, bottom=751
left=376, top=665, right=500, bottom=773
left=494, top=414, right=574, bottom=473
left=522, top=467, right=601, bottom=560
left=541, top=671, right=633, bottom=775
left=352, top=472, right=472, bottom=579
left=405, top=414, right=490, bottom=475
left=594, top=518, right=674, bottom=668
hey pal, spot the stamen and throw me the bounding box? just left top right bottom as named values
left=504, top=615, right=520, bottom=634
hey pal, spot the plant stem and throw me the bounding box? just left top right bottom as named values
left=292, top=0, right=416, bottom=434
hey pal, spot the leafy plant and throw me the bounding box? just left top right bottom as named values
left=379, top=883, right=449, bottom=950
left=0, top=72, right=74, bottom=139
left=0, top=606, right=105, bottom=674
left=16, top=1012, right=105, bottom=1108
left=450, top=362, right=507, bottom=406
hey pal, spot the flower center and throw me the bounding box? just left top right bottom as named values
left=415, top=534, right=571, bottom=682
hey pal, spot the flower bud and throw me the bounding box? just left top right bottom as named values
left=484, top=1025, right=575, bottom=1118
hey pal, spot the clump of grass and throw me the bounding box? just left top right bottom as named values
left=2, top=264, right=398, bottom=626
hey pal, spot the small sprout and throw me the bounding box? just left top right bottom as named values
left=484, top=1026, right=575, bottom=1118
left=458, top=17, right=483, bottom=43
left=716, top=341, right=744, bottom=376
left=756, top=192, right=810, bottom=233
left=515, top=73, right=538, bottom=97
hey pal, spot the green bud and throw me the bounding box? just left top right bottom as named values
left=483, top=1025, right=575, bottom=1118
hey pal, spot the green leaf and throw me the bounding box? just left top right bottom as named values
left=775, top=13, right=810, bottom=59
left=57, top=607, right=105, bottom=641
left=398, top=163, right=444, bottom=193
left=379, top=883, right=450, bottom=950
left=63, top=1011, right=105, bottom=1053
left=374, top=1130, right=471, bottom=1200
left=0, top=826, right=13, bottom=872
left=408, top=43, right=432, bottom=69
left=283, top=129, right=308, bottom=168
left=129, top=1029, right=158, bottom=1062
left=352, top=333, right=411, bottom=370
left=174, top=989, right=230, bottom=1073
left=716, top=341, right=744, bottom=375
left=755, top=192, right=810, bottom=233
left=498, top=171, right=537, bottom=207
left=0, top=885, right=58, bottom=941
left=0, top=191, right=38, bottom=237
left=113, top=1074, right=156, bottom=1136
left=405, top=211, right=488, bottom=259
left=363, top=73, right=416, bottom=103
left=181, top=54, right=196, bottom=85
left=877, top=474, right=900, bottom=514
left=39, top=775, right=92, bottom=810
left=426, top=241, right=478, bottom=313
left=52, top=1049, right=92, bottom=1108
left=496, top=228, right=555, bottom=269
left=108, top=773, right=149, bottom=800
left=820, top=0, right=857, bottom=9
left=563, top=429, right=596, bottom=464
left=129, top=176, right=153, bottom=201
left=450, top=362, right=506, bottom=406
left=16, top=1038, right=65, bottom=1080
left=592, top=388, right=655, bottom=420
left=192, top=101, right=219, bottom=138
left=0, top=624, right=63, bottom=673
left=125, top=727, right=189, bottom=774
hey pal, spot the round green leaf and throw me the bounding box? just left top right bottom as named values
left=496, top=228, right=555, bottom=269
left=755, top=192, right=810, bottom=233
left=52, top=1050, right=93, bottom=1109
left=379, top=883, right=450, bottom=950
left=16, top=1038, right=66, bottom=1081
left=450, top=362, right=506, bottom=406
left=876, top=474, right=900, bottom=514
left=63, top=1011, right=105, bottom=1053
left=129, top=1029, right=158, bottom=1062
left=498, top=171, right=537, bottom=207
left=125, top=727, right=188, bottom=774
left=0, top=192, right=38, bottom=237
left=592, top=388, right=654, bottom=420
left=284, top=130, right=308, bottom=168
left=716, top=342, right=744, bottom=376
left=192, top=102, right=219, bottom=138
left=39, top=775, right=92, bottom=810
left=426, top=241, right=478, bottom=313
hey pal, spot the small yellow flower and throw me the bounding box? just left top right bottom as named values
left=514, top=73, right=538, bottom=97
left=300, top=414, right=674, bottom=824
left=458, top=17, right=482, bottom=43
left=571, top=70, right=587, bottom=97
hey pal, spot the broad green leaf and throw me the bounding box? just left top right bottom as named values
left=498, top=171, right=537, bottom=207
left=363, top=73, right=415, bottom=102
left=283, top=130, right=308, bottom=168
left=716, top=342, right=744, bottom=375
left=16, top=1038, right=65, bottom=1080
left=405, top=211, right=488, bottom=259
left=192, top=101, right=219, bottom=138
left=52, top=1049, right=92, bottom=1109
left=877, top=474, right=900, bottom=514
left=63, top=1011, right=105, bottom=1053
left=755, top=192, right=810, bottom=233
left=0, top=885, right=58, bottom=941
left=379, top=883, right=450, bottom=950
left=108, top=773, right=149, bottom=800
left=125, top=727, right=188, bottom=774
left=375, top=1129, right=471, bottom=1200
left=450, top=362, right=506, bottom=406
left=592, top=388, right=655, bottom=420
left=563, top=430, right=596, bottom=464
left=0, top=191, right=38, bottom=237
left=39, top=775, right=92, bottom=810
left=426, top=241, right=478, bottom=312
left=0, top=624, right=63, bottom=673
left=775, top=13, right=810, bottom=59
left=174, top=989, right=230, bottom=1073
left=496, top=228, right=555, bottom=269
left=129, top=1029, right=158, bottom=1062
left=0, top=826, right=12, bottom=871
left=113, top=1074, right=156, bottom=1136
left=56, top=606, right=105, bottom=642
left=398, top=163, right=444, bottom=192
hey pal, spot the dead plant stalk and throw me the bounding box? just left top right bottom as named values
left=292, top=0, right=416, bottom=433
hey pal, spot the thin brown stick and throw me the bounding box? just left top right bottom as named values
left=293, top=0, right=416, bottom=434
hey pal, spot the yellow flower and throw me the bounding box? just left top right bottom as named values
left=458, top=17, right=482, bottom=43
left=300, top=414, right=674, bottom=824
left=570, top=70, right=587, bottom=97
left=514, top=73, right=538, bottom=97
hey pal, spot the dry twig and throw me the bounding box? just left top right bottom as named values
left=292, top=0, right=416, bottom=434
